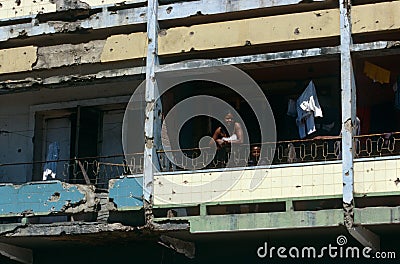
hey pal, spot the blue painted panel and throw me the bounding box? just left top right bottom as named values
left=109, top=176, right=143, bottom=210
left=0, top=181, right=85, bottom=216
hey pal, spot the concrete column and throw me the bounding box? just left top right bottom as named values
left=143, top=0, right=160, bottom=225
left=339, top=0, right=356, bottom=228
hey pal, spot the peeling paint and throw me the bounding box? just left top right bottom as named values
left=47, top=21, right=84, bottom=33
left=100, top=32, right=147, bottom=62
left=0, top=181, right=97, bottom=217
left=1, top=222, right=135, bottom=237
left=51, top=0, right=90, bottom=11
left=344, top=118, right=352, bottom=132
left=343, top=201, right=354, bottom=228
left=0, top=46, right=37, bottom=75
left=352, top=1, right=400, bottom=34
left=145, top=138, right=154, bottom=149
left=34, top=40, right=105, bottom=69
left=158, top=9, right=340, bottom=55
left=108, top=177, right=143, bottom=210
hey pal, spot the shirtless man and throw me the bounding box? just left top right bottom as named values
left=212, top=112, right=244, bottom=147
left=210, top=112, right=244, bottom=167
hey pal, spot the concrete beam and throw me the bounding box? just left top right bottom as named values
left=159, top=235, right=195, bottom=259
left=0, top=0, right=329, bottom=42
left=0, top=0, right=146, bottom=22
left=158, top=0, right=330, bottom=21
left=353, top=206, right=400, bottom=225
left=156, top=46, right=341, bottom=73
left=0, top=243, right=32, bottom=264
left=0, top=46, right=37, bottom=74
left=1, top=0, right=399, bottom=47
left=348, top=225, right=380, bottom=252
left=0, top=66, right=144, bottom=91
left=186, top=209, right=343, bottom=233
left=0, top=8, right=147, bottom=42
left=1, top=222, right=135, bottom=237
left=158, top=8, right=340, bottom=55
left=0, top=33, right=146, bottom=75
left=2, top=40, right=399, bottom=91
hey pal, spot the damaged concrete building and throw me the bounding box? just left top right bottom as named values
left=1, top=0, right=400, bottom=263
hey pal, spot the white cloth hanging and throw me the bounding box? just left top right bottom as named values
left=296, top=81, right=323, bottom=139
left=42, top=142, right=60, bottom=180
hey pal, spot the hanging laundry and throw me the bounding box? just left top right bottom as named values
left=296, top=80, right=323, bottom=139
left=42, top=142, right=60, bottom=181
left=363, top=61, right=391, bottom=84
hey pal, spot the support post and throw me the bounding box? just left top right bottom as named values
left=143, top=0, right=160, bottom=226
left=348, top=225, right=380, bottom=253
left=339, top=0, right=356, bottom=228
left=0, top=243, right=33, bottom=264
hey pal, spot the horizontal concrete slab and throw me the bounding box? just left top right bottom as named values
left=109, top=176, right=143, bottom=210
left=0, top=181, right=96, bottom=217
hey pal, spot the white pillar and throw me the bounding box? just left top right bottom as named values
left=339, top=0, right=357, bottom=228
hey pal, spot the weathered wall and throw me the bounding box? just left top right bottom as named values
left=150, top=158, right=400, bottom=206
left=0, top=82, right=136, bottom=183
left=153, top=163, right=343, bottom=206
left=0, top=32, right=147, bottom=75
left=34, top=40, right=105, bottom=69
left=100, top=32, right=148, bottom=62
left=0, top=181, right=96, bottom=217
left=108, top=176, right=143, bottom=210
left=158, top=9, right=340, bottom=55
left=0, top=0, right=146, bottom=20
left=0, top=46, right=37, bottom=75
left=354, top=158, right=400, bottom=194
left=0, top=1, right=399, bottom=76
left=352, top=1, right=400, bottom=34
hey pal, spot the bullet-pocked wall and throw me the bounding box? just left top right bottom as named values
left=0, top=33, right=147, bottom=75
left=0, top=0, right=147, bottom=20
left=1, top=1, right=399, bottom=76
left=157, top=1, right=400, bottom=61
left=0, top=82, right=140, bottom=184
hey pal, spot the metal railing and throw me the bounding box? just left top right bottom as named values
left=2, top=132, right=400, bottom=187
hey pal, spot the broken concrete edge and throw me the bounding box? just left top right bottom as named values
left=61, top=182, right=98, bottom=214
left=1, top=40, right=397, bottom=93
left=343, top=200, right=354, bottom=229
left=0, top=0, right=332, bottom=43
left=0, top=69, right=145, bottom=92
left=0, top=242, right=33, bottom=264
left=50, top=0, right=90, bottom=11
left=159, top=234, right=195, bottom=259
left=0, top=220, right=189, bottom=237
left=0, top=181, right=98, bottom=217
left=1, top=222, right=135, bottom=237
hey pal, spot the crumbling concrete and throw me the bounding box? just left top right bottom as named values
left=1, top=222, right=135, bottom=237
left=50, top=0, right=90, bottom=11
left=33, top=40, right=105, bottom=69
left=0, top=181, right=97, bottom=217
left=61, top=183, right=98, bottom=215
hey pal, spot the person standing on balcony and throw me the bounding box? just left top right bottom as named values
left=211, top=112, right=244, bottom=167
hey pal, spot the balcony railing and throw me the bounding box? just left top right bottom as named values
left=2, top=132, right=400, bottom=187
